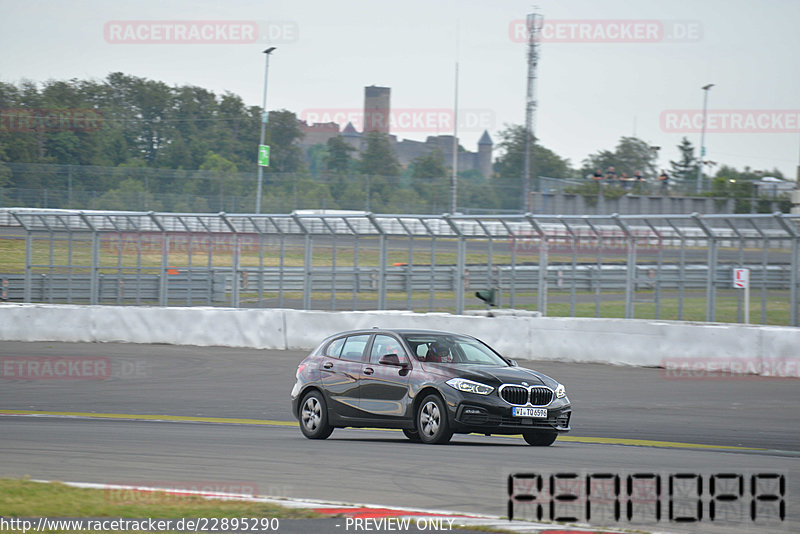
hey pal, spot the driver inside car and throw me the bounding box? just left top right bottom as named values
left=425, top=341, right=453, bottom=363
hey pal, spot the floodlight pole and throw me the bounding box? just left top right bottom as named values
left=450, top=62, right=459, bottom=214
left=696, top=83, right=714, bottom=194
left=256, top=47, right=276, bottom=214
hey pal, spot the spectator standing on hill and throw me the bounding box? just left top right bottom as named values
left=658, top=169, right=670, bottom=195
left=592, top=168, right=603, bottom=192
left=633, top=170, right=645, bottom=192
left=620, top=171, right=631, bottom=189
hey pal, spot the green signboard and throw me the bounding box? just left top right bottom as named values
left=258, top=145, right=270, bottom=167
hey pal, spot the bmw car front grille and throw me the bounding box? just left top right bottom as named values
left=500, top=386, right=529, bottom=405
left=499, top=385, right=554, bottom=406
left=529, top=386, right=553, bottom=406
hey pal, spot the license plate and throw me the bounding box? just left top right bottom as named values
left=512, top=407, right=547, bottom=418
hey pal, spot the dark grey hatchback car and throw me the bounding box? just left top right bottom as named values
left=291, top=329, right=571, bottom=445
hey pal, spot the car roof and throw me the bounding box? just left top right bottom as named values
left=326, top=328, right=473, bottom=337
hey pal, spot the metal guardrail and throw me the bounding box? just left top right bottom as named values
left=1, top=208, right=798, bottom=325
left=1, top=263, right=791, bottom=306
left=0, top=271, right=226, bottom=305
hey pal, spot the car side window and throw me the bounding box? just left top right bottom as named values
left=369, top=335, right=407, bottom=363
left=324, top=337, right=346, bottom=358
left=340, top=335, right=370, bottom=362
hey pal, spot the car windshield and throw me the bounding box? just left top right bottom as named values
left=400, top=334, right=508, bottom=366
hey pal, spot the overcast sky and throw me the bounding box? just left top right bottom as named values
left=2, top=0, right=799, bottom=179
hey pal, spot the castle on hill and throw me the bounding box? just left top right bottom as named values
left=298, top=85, right=493, bottom=178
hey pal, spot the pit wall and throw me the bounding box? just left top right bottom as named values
left=0, top=304, right=797, bottom=377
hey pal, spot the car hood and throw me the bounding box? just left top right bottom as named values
left=421, top=363, right=556, bottom=388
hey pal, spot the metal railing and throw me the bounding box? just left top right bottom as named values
left=1, top=208, right=798, bottom=325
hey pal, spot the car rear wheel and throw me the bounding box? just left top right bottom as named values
left=299, top=391, right=334, bottom=440
left=402, top=428, right=421, bottom=442
left=523, top=430, right=558, bottom=446
left=416, top=394, right=452, bottom=444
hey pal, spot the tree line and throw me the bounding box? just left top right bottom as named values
left=0, top=73, right=788, bottom=213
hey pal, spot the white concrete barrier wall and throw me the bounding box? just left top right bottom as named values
left=0, top=303, right=798, bottom=377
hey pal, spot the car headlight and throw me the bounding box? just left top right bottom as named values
left=555, top=383, right=566, bottom=398
left=446, top=378, right=494, bottom=395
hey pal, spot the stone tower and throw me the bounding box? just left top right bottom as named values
left=477, top=130, right=493, bottom=178
left=341, top=121, right=362, bottom=151
left=363, top=85, right=391, bottom=134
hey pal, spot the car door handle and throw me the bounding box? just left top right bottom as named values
left=363, top=367, right=374, bottom=375
left=322, top=362, right=333, bottom=370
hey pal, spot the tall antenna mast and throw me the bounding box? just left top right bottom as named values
left=450, top=19, right=461, bottom=215
left=522, top=11, right=542, bottom=213
left=451, top=62, right=459, bottom=214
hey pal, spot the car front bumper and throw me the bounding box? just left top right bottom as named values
left=444, top=390, right=572, bottom=435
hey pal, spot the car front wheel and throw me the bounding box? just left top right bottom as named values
left=416, top=394, right=453, bottom=444
left=402, top=428, right=421, bottom=442
left=299, top=391, right=334, bottom=440
left=523, top=430, right=558, bottom=446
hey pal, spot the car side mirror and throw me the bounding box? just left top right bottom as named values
left=379, top=354, right=409, bottom=368
left=508, top=359, right=519, bottom=367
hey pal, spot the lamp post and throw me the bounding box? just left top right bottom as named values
left=796, top=132, right=800, bottom=184
left=696, top=83, right=714, bottom=194
left=256, top=47, right=276, bottom=214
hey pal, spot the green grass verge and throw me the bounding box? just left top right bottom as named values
left=514, top=290, right=792, bottom=325
left=0, top=235, right=639, bottom=273
left=0, top=478, right=322, bottom=525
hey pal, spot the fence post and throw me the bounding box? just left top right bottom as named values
left=159, top=235, right=169, bottom=307
left=232, top=234, right=241, bottom=308
left=443, top=215, right=465, bottom=315
left=378, top=233, right=387, bottom=310
left=526, top=214, right=548, bottom=316
left=75, top=212, right=100, bottom=305
left=145, top=212, right=168, bottom=307
left=366, top=214, right=387, bottom=311
left=692, top=214, right=718, bottom=322
left=91, top=231, right=100, bottom=305
left=24, top=232, right=33, bottom=303
left=793, top=236, right=799, bottom=327
left=290, top=215, right=312, bottom=311
left=538, top=240, right=548, bottom=316
left=775, top=214, right=799, bottom=326
left=220, top=213, right=240, bottom=308
left=612, top=214, right=635, bottom=319
left=304, top=234, right=313, bottom=310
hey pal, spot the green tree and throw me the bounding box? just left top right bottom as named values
left=324, top=135, right=356, bottom=174
left=614, top=137, right=658, bottom=179
left=410, top=149, right=447, bottom=179
left=493, top=124, right=573, bottom=210
left=581, top=136, right=658, bottom=180
left=265, top=109, right=306, bottom=173
left=306, top=144, right=328, bottom=178
left=200, top=151, right=239, bottom=211
left=358, top=131, right=400, bottom=177
left=669, top=137, right=699, bottom=190
left=410, top=149, right=448, bottom=210
left=0, top=161, right=11, bottom=189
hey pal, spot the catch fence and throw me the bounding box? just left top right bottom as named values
left=1, top=209, right=798, bottom=325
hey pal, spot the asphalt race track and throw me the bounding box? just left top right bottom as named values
left=1, top=341, right=798, bottom=534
